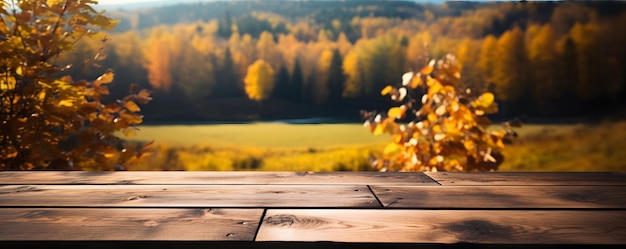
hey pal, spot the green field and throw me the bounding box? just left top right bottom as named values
left=125, top=121, right=626, bottom=172
left=130, top=122, right=389, bottom=149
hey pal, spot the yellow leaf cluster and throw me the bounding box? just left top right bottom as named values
left=365, top=54, right=519, bottom=172
left=1, top=1, right=152, bottom=171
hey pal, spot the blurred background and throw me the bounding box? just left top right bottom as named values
left=60, top=0, right=625, bottom=171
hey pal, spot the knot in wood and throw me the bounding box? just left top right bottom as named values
left=265, top=214, right=331, bottom=228
left=127, top=195, right=149, bottom=201
left=266, top=214, right=296, bottom=226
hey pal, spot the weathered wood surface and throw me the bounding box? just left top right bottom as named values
left=0, top=171, right=625, bottom=247
left=257, top=209, right=626, bottom=244
left=370, top=185, right=626, bottom=208
left=0, top=171, right=437, bottom=185
left=425, top=172, right=626, bottom=185
left=0, top=208, right=262, bottom=240
left=0, top=184, right=379, bottom=208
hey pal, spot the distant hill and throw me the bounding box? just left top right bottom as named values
left=98, top=0, right=448, bottom=11
left=102, top=0, right=459, bottom=32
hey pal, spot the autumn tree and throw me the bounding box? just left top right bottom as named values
left=455, top=38, right=485, bottom=92
left=492, top=27, right=528, bottom=103
left=256, top=31, right=282, bottom=71
left=1, top=0, right=152, bottom=170
left=110, top=31, right=147, bottom=93
left=311, top=49, right=333, bottom=105
left=343, top=35, right=407, bottom=99
left=290, top=59, right=304, bottom=103
left=335, top=32, right=352, bottom=56
left=477, top=35, right=497, bottom=88
left=342, top=44, right=365, bottom=98
left=143, top=28, right=173, bottom=91
left=560, top=37, right=578, bottom=103
left=326, top=49, right=346, bottom=105
left=175, top=37, right=216, bottom=106
left=217, top=10, right=233, bottom=38
left=272, top=65, right=290, bottom=101
left=527, top=24, right=560, bottom=112
left=244, top=60, right=275, bottom=102
left=568, top=22, right=601, bottom=100
left=214, top=46, right=243, bottom=98
left=406, top=31, right=432, bottom=70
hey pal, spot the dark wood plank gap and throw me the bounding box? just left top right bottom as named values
left=366, top=185, right=384, bottom=207
left=252, top=209, right=268, bottom=242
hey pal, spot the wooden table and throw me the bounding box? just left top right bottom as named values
left=1, top=171, right=625, bottom=248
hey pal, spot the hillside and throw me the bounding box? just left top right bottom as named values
left=53, top=0, right=626, bottom=122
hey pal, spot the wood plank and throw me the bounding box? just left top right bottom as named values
left=0, top=208, right=262, bottom=241
left=425, top=172, right=626, bottom=185
left=0, top=185, right=379, bottom=208
left=256, top=209, right=626, bottom=244
left=0, top=171, right=437, bottom=185
left=370, top=185, right=626, bottom=209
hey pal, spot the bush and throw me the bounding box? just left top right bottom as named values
left=363, top=55, right=519, bottom=172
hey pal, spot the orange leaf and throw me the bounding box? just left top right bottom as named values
left=473, top=92, right=495, bottom=108
left=135, top=89, right=153, bottom=104
left=428, top=81, right=443, bottom=95
left=427, top=113, right=438, bottom=122
left=373, top=123, right=384, bottom=135
left=94, top=69, right=115, bottom=86
left=124, top=100, right=141, bottom=112
left=393, top=134, right=403, bottom=144
left=410, top=76, right=422, bottom=89
left=387, top=107, right=405, bottom=119
left=381, top=85, right=393, bottom=96
left=420, top=59, right=435, bottom=75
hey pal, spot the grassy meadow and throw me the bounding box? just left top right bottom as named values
left=124, top=121, right=626, bottom=172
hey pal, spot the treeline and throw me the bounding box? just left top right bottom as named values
left=59, top=1, right=626, bottom=121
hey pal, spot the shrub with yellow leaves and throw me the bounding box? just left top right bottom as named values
left=363, top=55, right=520, bottom=172
left=1, top=0, right=152, bottom=170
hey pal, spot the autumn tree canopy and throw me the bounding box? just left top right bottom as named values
left=244, top=59, right=275, bottom=102
left=53, top=1, right=626, bottom=121
left=0, top=0, right=152, bottom=170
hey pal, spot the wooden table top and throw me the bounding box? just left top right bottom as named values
left=0, top=171, right=625, bottom=248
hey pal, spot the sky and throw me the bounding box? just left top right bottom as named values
left=98, top=0, right=158, bottom=5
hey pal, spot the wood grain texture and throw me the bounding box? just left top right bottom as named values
left=370, top=185, right=626, bottom=208
left=0, top=208, right=262, bottom=241
left=2, top=172, right=625, bottom=246
left=256, top=209, right=626, bottom=244
left=0, top=184, right=380, bottom=208
left=425, top=172, right=626, bottom=185
left=0, top=171, right=437, bottom=185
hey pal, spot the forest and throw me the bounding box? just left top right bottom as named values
left=56, top=0, right=626, bottom=122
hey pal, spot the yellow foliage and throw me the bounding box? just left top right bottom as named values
left=0, top=73, right=16, bottom=90
left=364, top=55, right=519, bottom=172
left=381, top=85, right=393, bottom=95
left=244, top=59, right=275, bottom=101
left=1, top=0, right=152, bottom=171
